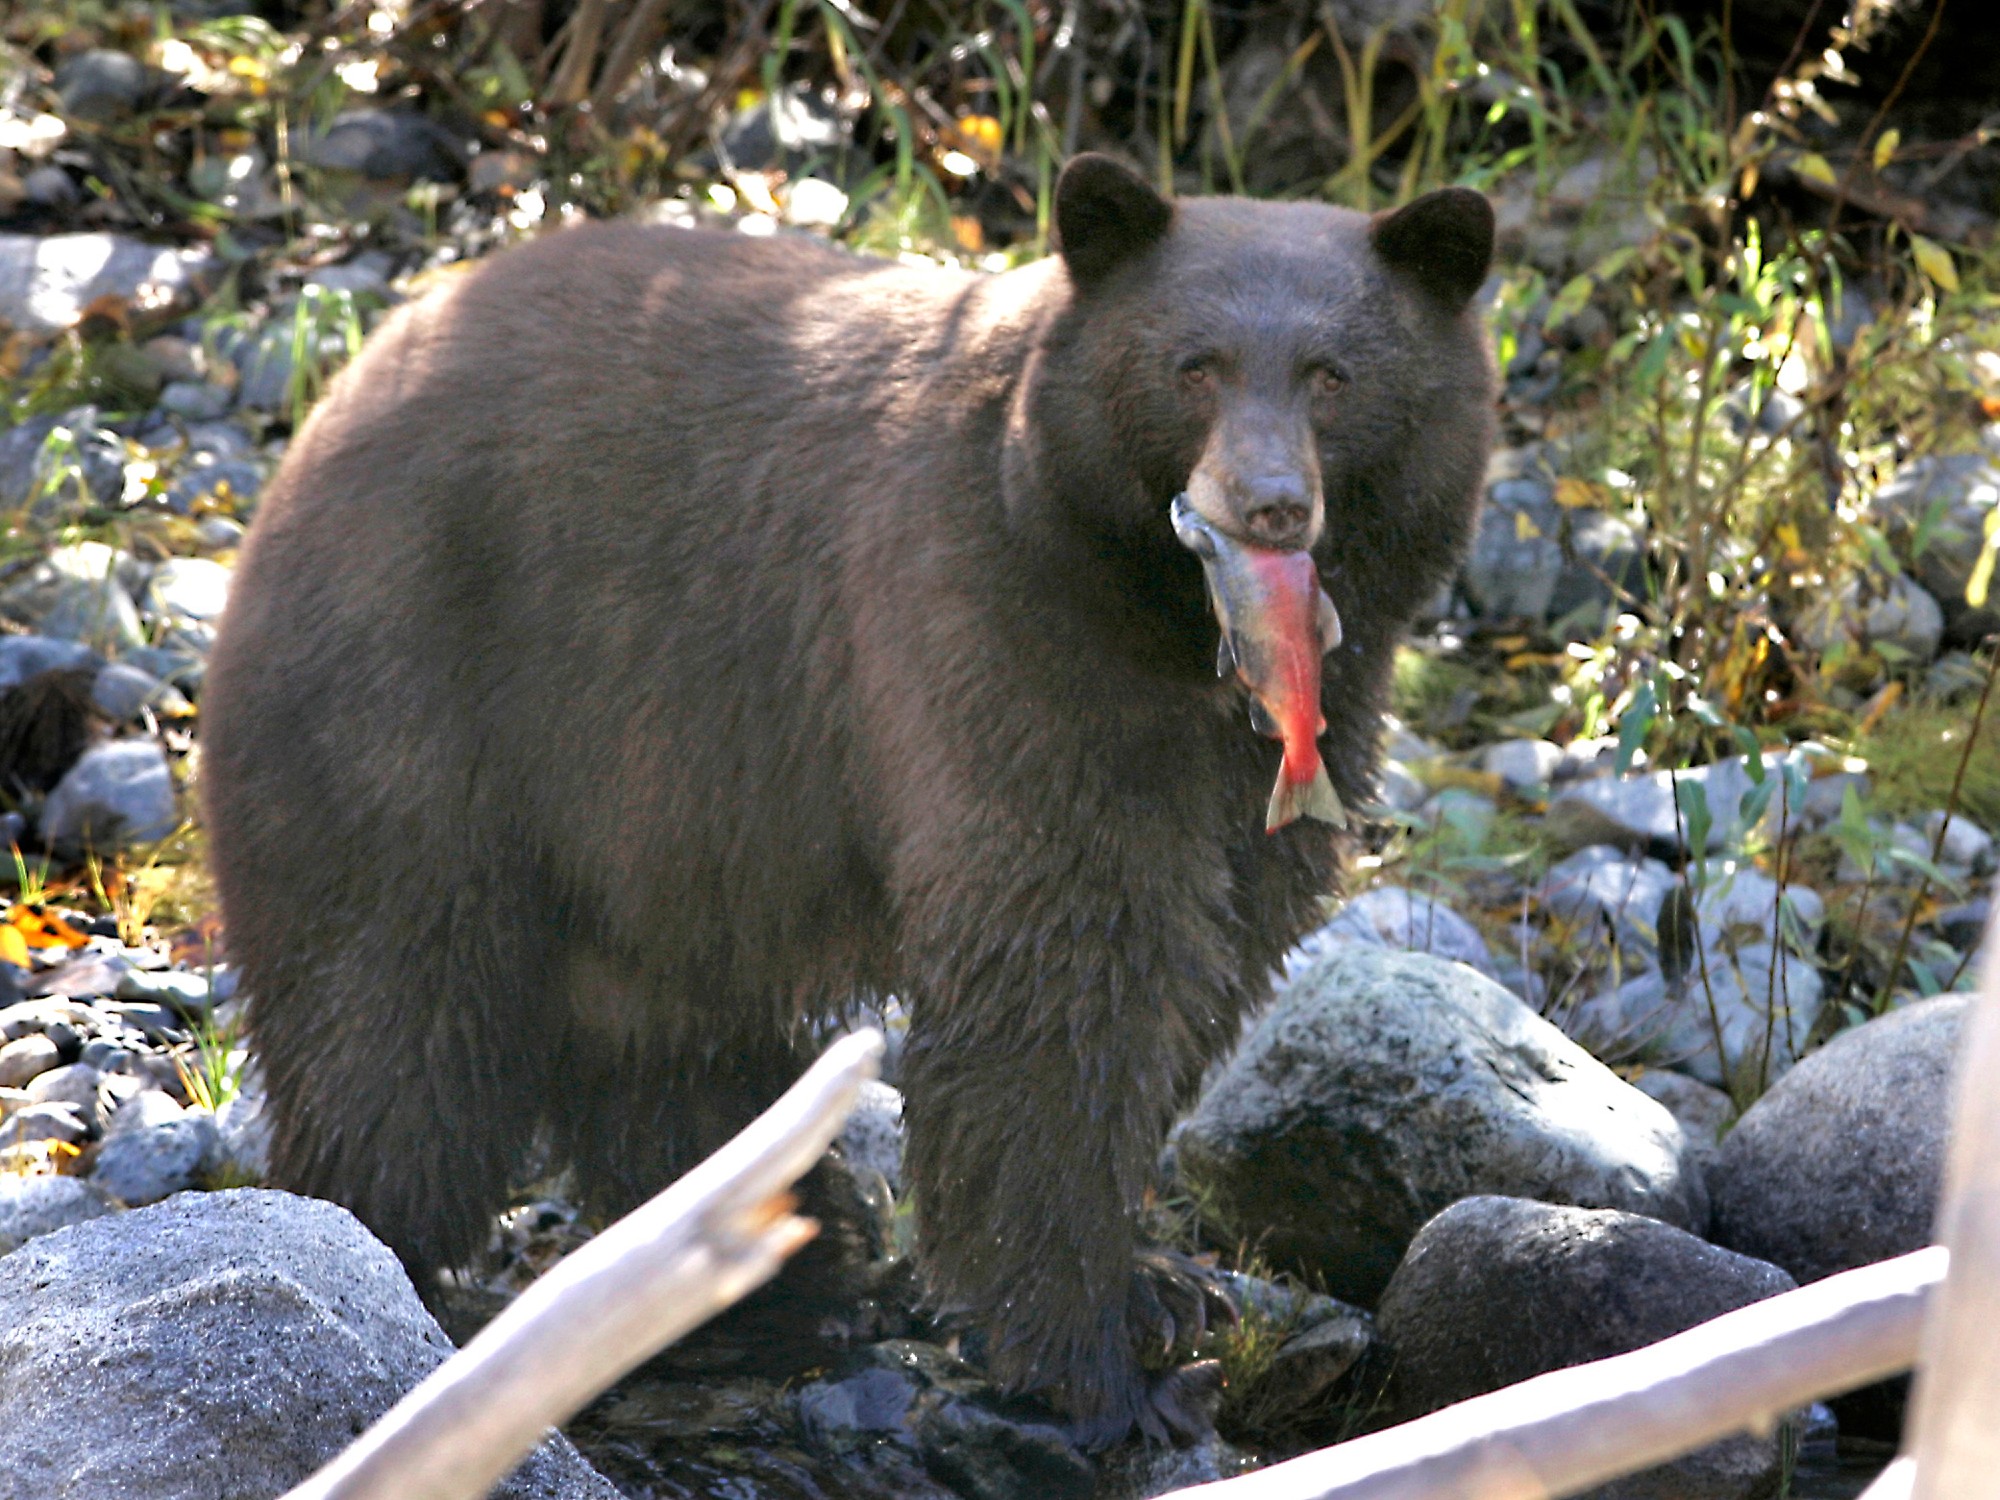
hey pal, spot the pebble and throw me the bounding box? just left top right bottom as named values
left=24, top=1062, right=103, bottom=1133
left=1924, top=811, right=1994, bottom=873
left=1479, top=737, right=1562, bottom=789
left=0, top=1033, right=60, bottom=1089
left=1796, top=572, right=1946, bottom=664
left=114, top=968, right=212, bottom=1015
left=91, top=1110, right=220, bottom=1205
left=55, top=49, right=148, bottom=122
left=1290, top=884, right=1498, bottom=979
left=1538, top=844, right=1676, bottom=955
left=1546, top=753, right=1807, bottom=856
left=144, top=556, right=233, bottom=622
left=156, top=379, right=234, bottom=422
left=0, top=234, right=218, bottom=337
left=0, top=634, right=99, bottom=692
left=93, top=661, right=192, bottom=721
left=0, top=1100, right=90, bottom=1149
left=38, top=576, right=147, bottom=654
left=40, top=739, right=180, bottom=853
left=0, top=1173, right=115, bottom=1253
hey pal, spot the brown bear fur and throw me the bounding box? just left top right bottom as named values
left=200, top=156, right=1495, bottom=1445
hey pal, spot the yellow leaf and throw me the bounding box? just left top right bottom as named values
left=950, top=215, right=985, bottom=253
left=1737, top=163, right=1759, bottom=200
left=1514, top=510, right=1542, bottom=541
left=1966, top=505, right=2000, bottom=609
left=1775, top=523, right=1803, bottom=554
left=1910, top=234, right=1960, bottom=293
left=1873, top=129, right=1900, bottom=171
left=1554, top=477, right=1608, bottom=510
left=0, top=925, right=26, bottom=970
left=1795, top=153, right=1837, bottom=187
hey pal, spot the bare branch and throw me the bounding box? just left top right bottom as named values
left=282, top=1028, right=885, bottom=1500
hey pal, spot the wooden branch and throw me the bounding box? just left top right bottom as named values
left=1161, top=1247, right=1945, bottom=1500
left=1905, top=945, right=2000, bottom=1499
left=281, top=1028, right=885, bottom=1500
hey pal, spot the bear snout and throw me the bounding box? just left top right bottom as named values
left=1238, top=473, right=1317, bottom=549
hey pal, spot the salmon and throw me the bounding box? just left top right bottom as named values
left=1171, top=494, right=1346, bottom=832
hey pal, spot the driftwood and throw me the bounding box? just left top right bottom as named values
left=281, top=1027, right=884, bottom=1500
left=1901, top=950, right=2000, bottom=1499
left=1161, top=1247, right=1944, bottom=1500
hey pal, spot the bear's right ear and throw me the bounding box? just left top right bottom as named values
left=1055, top=154, right=1174, bottom=287
left=1371, top=187, right=1495, bottom=307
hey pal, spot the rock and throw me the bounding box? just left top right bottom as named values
left=1631, top=1069, right=1735, bottom=1147
left=24, top=1062, right=103, bottom=1133
left=794, top=1341, right=1094, bottom=1500
left=1481, top=737, right=1563, bottom=789
left=39, top=574, right=147, bottom=652
left=1288, top=885, right=1498, bottom=979
left=214, top=1089, right=271, bottom=1179
left=197, top=515, right=248, bottom=551
left=90, top=1109, right=219, bottom=1204
left=837, top=1079, right=904, bottom=1192
left=0, top=540, right=132, bottom=621
left=1797, top=572, right=1947, bottom=664
left=0, top=633, right=98, bottom=691
left=1693, top=859, right=1824, bottom=953
left=0, top=233, right=218, bottom=335
left=1416, top=787, right=1498, bottom=845
left=1538, top=845, right=1676, bottom=955
left=1173, top=947, right=1702, bottom=1304
left=0, top=1033, right=59, bottom=1089
left=1710, top=996, right=1968, bottom=1286
left=1924, top=811, right=1994, bottom=873
left=1099, top=1437, right=1257, bottom=1498
left=1868, top=452, right=2000, bottom=641
left=0, top=1173, right=114, bottom=1253
left=305, top=252, right=398, bottom=299
left=1567, top=945, right=1824, bottom=1091
left=1375, top=1196, right=1797, bottom=1499
left=0, top=1189, right=620, bottom=1499
left=40, top=739, right=179, bottom=853
left=0, top=1100, right=89, bottom=1150
left=123, top=643, right=206, bottom=693
left=157, top=378, right=234, bottom=421
left=55, top=50, right=149, bottom=122
left=93, top=661, right=192, bottom=720
left=1923, top=650, right=1988, bottom=702
left=300, top=109, right=467, bottom=182
left=1461, top=450, right=1641, bottom=624
left=1547, top=753, right=1807, bottom=857
left=115, top=967, right=213, bottom=1014
left=144, top=556, right=232, bottom=622
left=1933, top=898, right=1990, bottom=950
left=1373, top=757, right=1428, bottom=813
left=0, top=409, right=126, bottom=520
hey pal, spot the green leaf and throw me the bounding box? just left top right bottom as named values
left=1794, top=153, right=1837, bottom=187
left=1873, top=128, right=1900, bottom=170
left=1677, top=777, right=1713, bottom=857
left=1910, top=234, right=1960, bottom=293
left=1615, top=680, right=1657, bottom=777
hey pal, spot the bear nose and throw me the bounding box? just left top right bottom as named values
left=1240, top=474, right=1315, bottom=549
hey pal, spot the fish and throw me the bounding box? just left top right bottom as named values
left=1170, top=493, right=1347, bottom=833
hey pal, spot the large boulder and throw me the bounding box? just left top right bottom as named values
left=1375, top=1196, right=1797, bottom=1500
left=1710, top=996, right=1968, bottom=1285
left=1173, top=947, right=1704, bottom=1304
left=0, top=1189, right=620, bottom=1500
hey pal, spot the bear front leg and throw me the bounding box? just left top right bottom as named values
left=897, top=847, right=1251, bottom=1447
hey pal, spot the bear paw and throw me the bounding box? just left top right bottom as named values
left=1129, top=1247, right=1239, bottom=1369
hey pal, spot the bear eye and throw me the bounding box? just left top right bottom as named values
left=1178, top=356, right=1217, bottom=388
left=1309, top=364, right=1347, bottom=397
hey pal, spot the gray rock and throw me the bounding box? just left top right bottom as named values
left=1173, top=947, right=1702, bottom=1304
left=0, top=1033, right=59, bottom=1089
left=1464, top=471, right=1565, bottom=620
left=1538, top=845, right=1676, bottom=955
left=1797, top=572, right=1946, bottom=664
left=0, top=1173, right=114, bottom=1253
left=1289, top=885, right=1498, bottom=979
left=0, top=1189, right=619, bottom=1499
left=1376, top=1196, right=1797, bottom=1500
left=0, top=1101, right=89, bottom=1150
left=300, top=109, right=467, bottom=182
left=0, top=634, right=99, bottom=692
left=157, top=379, right=234, bottom=421
left=1547, top=753, right=1807, bottom=856
left=214, top=1089, right=271, bottom=1180
left=1693, top=859, right=1825, bottom=953
left=122, top=644, right=206, bottom=692
left=22, top=166, right=77, bottom=208
left=56, top=50, right=148, bottom=122
left=1100, top=1438, right=1257, bottom=1499
left=39, top=574, right=147, bottom=653
left=40, top=739, right=179, bottom=852
left=1869, top=452, right=2000, bottom=639
left=1924, top=811, right=1994, bottom=873
left=1798, top=769, right=1869, bottom=831
left=1631, top=1069, right=1735, bottom=1147
left=93, top=661, right=192, bottom=721
left=1373, top=757, right=1428, bottom=813
left=1711, top=996, right=1968, bottom=1286
left=115, top=967, right=212, bottom=1014
left=794, top=1341, right=1093, bottom=1499
left=836, top=1079, right=904, bottom=1193
left=90, top=1111, right=219, bottom=1204
left=1566, top=945, right=1824, bottom=1091
left=0, top=234, right=217, bottom=336
left=1416, top=787, right=1498, bottom=845
left=197, top=515, right=247, bottom=551
left=24, top=1062, right=104, bottom=1134
left=1481, top=737, right=1563, bottom=789
left=144, top=556, right=232, bottom=622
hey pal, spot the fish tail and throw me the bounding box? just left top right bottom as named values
left=1266, top=759, right=1348, bottom=833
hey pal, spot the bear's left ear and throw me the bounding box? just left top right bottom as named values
left=1055, top=154, right=1174, bottom=287
left=1371, top=187, right=1494, bottom=306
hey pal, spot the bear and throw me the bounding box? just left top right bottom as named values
left=200, top=154, right=1495, bottom=1446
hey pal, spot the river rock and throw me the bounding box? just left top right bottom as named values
left=1481, top=737, right=1563, bottom=789
left=1547, top=754, right=1807, bottom=857
left=39, top=738, right=179, bottom=852
left=1375, top=1196, right=1797, bottom=1499
left=1287, top=885, right=1497, bottom=979
left=1173, top=947, right=1703, bottom=1304
left=90, top=1108, right=219, bottom=1205
left=144, top=556, right=232, bottom=622
left=1538, top=845, right=1676, bottom=955
left=1710, top=996, right=1968, bottom=1285
left=93, top=661, right=192, bottom=721
left=0, top=633, right=98, bottom=691
left=0, top=1173, right=114, bottom=1253
left=1869, top=451, right=1999, bottom=641
left=0, top=1189, right=619, bottom=1499
left=0, top=1034, right=60, bottom=1089
left=1797, top=572, right=1947, bottom=664
left=0, top=233, right=218, bottom=335
left=39, top=574, right=147, bottom=653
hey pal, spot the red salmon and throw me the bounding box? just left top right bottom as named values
left=1171, top=495, right=1346, bottom=832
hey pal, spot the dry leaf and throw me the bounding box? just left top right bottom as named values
left=1873, top=129, right=1900, bottom=171
left=1794, top=153, right=1837, bottom=187
left=1909, top=234, right=1959, bottom=293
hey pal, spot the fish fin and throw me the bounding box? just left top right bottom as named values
left=1217, top=634, right=1235, bottom=679
left=1318, top=588, right=1344, bottom=653
left=1266, top=761, right=1348, bottom=833
left=1247, top=697, right=1278, bottom=737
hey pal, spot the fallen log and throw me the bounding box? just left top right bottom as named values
left=282, top=1027, right=884, bottom=1500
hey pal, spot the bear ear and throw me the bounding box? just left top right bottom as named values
left=1055, top=154, right=1174, bottom=287
left=1371, top=187, right=1494, bottom=306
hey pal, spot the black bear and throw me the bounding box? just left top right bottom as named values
left=202, top=154, right=1495, bottom=1444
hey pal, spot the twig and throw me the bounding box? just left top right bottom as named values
left=281, top=1029, right=884, bottom=1500
left=1158, top=1248, right=1944, bottom=1500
